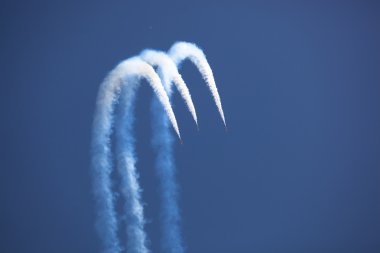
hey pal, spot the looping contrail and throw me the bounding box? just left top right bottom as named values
left=91, top=42, right=225, bottom=253
left=150, top=42, right=226, bottom=253
left=169, top=41, right=226, bottom=127
left=140, top=49, right=198, bottom=127
left=92, top=57, right=180, bottom=253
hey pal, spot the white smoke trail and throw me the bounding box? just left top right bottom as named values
left=151, top=97, right=184, bottom=253
left=142, top=49, right=187, bottom=253
left=91, top=56, right=180, bottom=253
left=115, top=79, right=147, bottom=253
left=140, top=49, right=198, bottom=127
left=141, top=48, right=200, bottom=253
left=149, top=42, right=226, bottom=253
left=140, top=48, right=202, bottom=253
left=169, top=41, right=226, bottom=127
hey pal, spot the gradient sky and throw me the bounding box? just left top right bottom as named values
left=1, top=1, right=380, bottom=252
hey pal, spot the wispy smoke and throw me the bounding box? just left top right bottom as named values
left=92, top=57, right=179, bottom=253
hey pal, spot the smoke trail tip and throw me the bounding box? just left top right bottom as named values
left=174, top=128, right=182, bottom=144
left=220, top=111, right=227, bottom=130
left=220, top=114, right=227, bottom=131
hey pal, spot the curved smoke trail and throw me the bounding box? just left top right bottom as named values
left=169, top=41, right=226, bottom=127
left=151, top=41, right=226, bottom=253
left=140, top=49, right=198, bottom=253
left=140, top=49, right=198, bottom=126
left=92, top=57, right=180, bottom=253
left=92, top=42, right=224, bottom=253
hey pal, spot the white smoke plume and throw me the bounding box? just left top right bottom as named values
left=169, top=41, right=226, bottom=127
left=150, top=42, right=226, bottom=253
left=140, top=49, right=198, bottom=127
left=92, top=42, right=225, bottom=253
left=115, top=79, right=147, bottom=253
left=91, top=56, right=180, bottom=253
left=151, top=98, right=183, bottom=253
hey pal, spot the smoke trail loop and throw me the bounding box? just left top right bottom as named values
left=92, top=57, right=180, bottom=253
left=169, top=42, right=226, bottom=127
left=92, top=42, right=224, bottom=253
left=151, top=41, right=226, bottom=253
left=140, top=49, right=198, bottom=127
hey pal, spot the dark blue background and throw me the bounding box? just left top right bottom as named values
left=1, top=1, right=379, bottom=252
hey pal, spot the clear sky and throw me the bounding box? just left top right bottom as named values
left=1, top=1, right=379, bottom=252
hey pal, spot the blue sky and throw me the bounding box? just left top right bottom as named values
left=1, top=1, right=379, bottom=252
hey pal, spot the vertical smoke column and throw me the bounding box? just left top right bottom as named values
left=92, top=57, right=180, bottom=253
left=151, top=42, right=226, bottom=253
left=142, top=50, right=185, bottom=253
left=151, top=68, right=184, bottom=253
left=92, top=69, right=123, bottom=253
left=115, top=79, right=149, bottom=253
left=141, top=49, right=199, bottom=253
